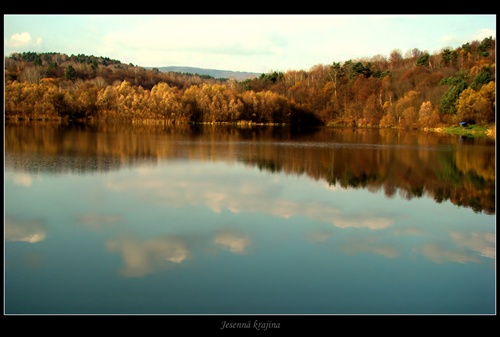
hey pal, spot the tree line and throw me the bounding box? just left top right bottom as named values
left=4, top=36, right=496, bottom=128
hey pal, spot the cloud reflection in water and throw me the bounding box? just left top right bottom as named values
left=106, top=235, right=190, bottom=278
left=5, top=216, right=47, bottom=243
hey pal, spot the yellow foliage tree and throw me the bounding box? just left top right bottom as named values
left=394, top=90, right=420, bottom=125
left=418, top=101, right=441, bottom=128
left=97, top=85, right=118, bottom=116
left=150, top=82, right=184, bottom=121
left=456, top=81, right=495, bottom=124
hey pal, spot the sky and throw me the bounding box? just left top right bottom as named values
left=3, top=14, right=496, bottom=73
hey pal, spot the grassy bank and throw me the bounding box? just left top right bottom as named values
left=440, top=124, right=496, bottom=138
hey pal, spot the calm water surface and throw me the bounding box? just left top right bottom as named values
left=4, top=122, right=496, bottom=315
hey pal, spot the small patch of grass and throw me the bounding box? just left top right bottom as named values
left=442, top=124, right=490, bottom=137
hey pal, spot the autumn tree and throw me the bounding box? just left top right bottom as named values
left=149, top=82, right=183, bottom=121
left=455, top=81, right=495, bottom=124
left=359, top=94, right=383, bottom=127
left=418, top=101, right=441, bottom=128
left=389, top=49, right=403, bottom=70
left=240, top=90, right=291, bottom=124
left=4, top=79, right=62, bottom=119
left=350, top=75, right=380, bottom=124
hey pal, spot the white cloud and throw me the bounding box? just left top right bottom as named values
left=416, top=243, right=481, bottom=264
left=5, top=32, right=42, bottom=49
left=439, top=28, right=496, bottom=50
left=213, top=230, right=252, bottom=254
left=450, top=231, right=495, bottom=259
left=104, top=164, right=398, bottom=232
left=5, top=217, right=47, bottom=243
left=333, top=216, right=394, bottom=230
left=474, top=28, right=496, bottom=41
left=107, top=235, right=190, bottom=278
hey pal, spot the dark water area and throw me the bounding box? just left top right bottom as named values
left=4, top=121, right=496, bottom=317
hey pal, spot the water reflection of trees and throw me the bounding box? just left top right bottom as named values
left=5, top=121, right=495, bottom=214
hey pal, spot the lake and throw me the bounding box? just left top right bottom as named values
left=4, top=121, right=496, bottom=316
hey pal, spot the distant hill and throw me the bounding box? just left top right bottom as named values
left=155, top=66, right=261, bottom=81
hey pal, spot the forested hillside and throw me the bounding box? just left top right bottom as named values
left=4, top=36, right=496, bottom=129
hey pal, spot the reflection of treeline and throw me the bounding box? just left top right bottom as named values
left=5, top=122, right=495, bottom=214
left=239, top=128, right=495, bottom=214
left=4, top=37, right=495, bottom=128
left=3, top=121, right=162, bottom=174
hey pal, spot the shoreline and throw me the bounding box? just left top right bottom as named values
left=4, top=117, right=496, bottom=139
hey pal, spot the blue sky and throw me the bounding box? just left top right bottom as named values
left=3, top=14, right=496, bottom=73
